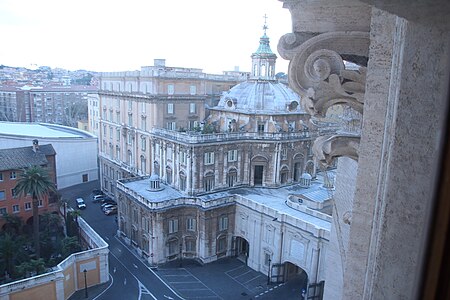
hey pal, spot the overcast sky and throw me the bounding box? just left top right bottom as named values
left=0, top=0, right=292, bottom=74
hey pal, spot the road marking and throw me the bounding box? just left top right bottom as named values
left=104, top=237, right=109, bottom=240
left=163, top=296, right=174, bottom=299
left=124, top=277, right=127, bottom=285
left=110, top=251, right=158, bottom=300
left=92, top=274, right=114, bottom=300
left=113, top=267, right=116, bottom=273
left=114, top=236, right=185, bottom=300
left=133, top=263, right=138, bottom=269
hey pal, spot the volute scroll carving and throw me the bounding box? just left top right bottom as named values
left=313, top=134, right=360, bottom=166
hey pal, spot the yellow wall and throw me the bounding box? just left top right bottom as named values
left=76, top=257, right=100, bottom=289
left=63, top=264, right=75, bottom=299
left=10, top=281, right=56, bottom=300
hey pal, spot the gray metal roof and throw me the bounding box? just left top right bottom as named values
left=0, top=144, right=56, bottom=171
left=215, top=80, right=303, bottom=114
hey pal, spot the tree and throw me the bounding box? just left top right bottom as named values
left=14, top=165, right=56, bottom=259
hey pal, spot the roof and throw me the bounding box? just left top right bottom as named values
left=0, top=144, right=56, bottom=171
left=0, top=122, right=95, bottom=139
left=215, top=80, right=304, bottom=114
left=252, top=34, right=277, bottom=57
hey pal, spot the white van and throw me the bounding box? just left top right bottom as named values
left=76, top=198, right=86, bottom=209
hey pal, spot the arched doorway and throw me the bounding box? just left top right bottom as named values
left=234, top=236, right=249, bottom=264
left=270, top=261, right=308, bottom=295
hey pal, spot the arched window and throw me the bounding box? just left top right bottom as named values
left=127, top=150, right=133, bottom=165
left=140, top=155, right=146, bottom=174
left=280, top=166, right=289, bottom=184
left=153, top=161, right=160, bottom=176
left=204, top=172, right=215, bottom=192
left=166, top=166, right=172, bottom=185
left=179, top=171, right=187, bottom=191
left=226, top=169, right=237, bottom=187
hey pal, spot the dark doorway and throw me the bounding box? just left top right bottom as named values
left=235, top=237, right=249, bottom=264
left=254, top=165, right=263, bottom=186
left=294, top=162, right=302, bottom=182
left=82, top=174, right=88, bottom=182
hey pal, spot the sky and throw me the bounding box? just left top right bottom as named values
left=0, top=0, right=292, bottom=74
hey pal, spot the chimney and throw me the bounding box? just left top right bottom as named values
left=32, top=139, right=39, bottom=152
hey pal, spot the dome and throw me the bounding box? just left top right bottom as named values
left=149, top=174, right=160, bottom=181
left=301, top=173, right=312, bottom=180
left=216, top=80, right=303, bottom=115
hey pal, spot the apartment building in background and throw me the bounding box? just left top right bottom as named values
left=0, top=85, right=98, bottom=127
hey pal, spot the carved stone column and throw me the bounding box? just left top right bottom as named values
left=277, top=1, right=372, bottom=298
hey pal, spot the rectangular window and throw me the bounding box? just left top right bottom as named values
left=12, top=204, right=19, bottom=213
left=227, top=150, right=238, bottom=162
left=167, top=121, right=176, bottom=131
left=264, top=252, right=272, bottom=266
left=128, top=113, right=133, bottom=126
left=186, top=218, right=196, bottom=231
left=0, top=172, right=3, bottom=181
left=141, top=137, right=146, bottom=151
left=0, top=207, right=6, bottom=215
left=25, top=202, right=32, bottom=210
left=110, top=127, right=113, bottom=139
left=204, top=152, right=215, bottom=165
left=116, top=129, right=121, bottom=141
left=219, top=216, right=228, bottom=231
left=128, top=100, right=132, bottom=110
left=180, top=151, right=187, bottom=165
left=168, top=84, right=174, bottom=95
left=189, top=102, right=196, bottom=113
left=141, top=117, right=146, bottom=131
left=116, top=111, right=120, bottom=123
left=167, top=103, right=174, bottom=114
left=10, top=171, right=16, bottom=179
left=169, top=219, right=179, bottom=234
left=11, top=188, right=18, bottom=198
left=109, top=110, right=113, bottom=121
left=189, top=85, right=196, bottom=95
left=258, top=123, right=265, bottom=133
left=0, top=191, right=5, bottom=200
left=38, top=199, right=43, bottom=207
left=281, top=148, right=288, bottom=160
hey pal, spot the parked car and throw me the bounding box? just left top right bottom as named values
left=92, top=194, right=104, bottom=203
left=76, top=198, right=86, bottom=209
left=104, top=207, right=117, bottom=215
left=102, top=204, right=116, bottom=212
left=101, top=199, right=117, bottom=206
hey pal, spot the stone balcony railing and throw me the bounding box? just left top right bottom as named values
left=151, top=127, right=315, bottom=144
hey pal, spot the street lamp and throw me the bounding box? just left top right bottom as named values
left=267, top=258, right=272, bottom=285
left=83, top=269, right=88, bottom=298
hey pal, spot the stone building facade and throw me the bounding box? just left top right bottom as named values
left=115, top=26, right=333, bottom=290
left=96, top=59, right=249, bottom=197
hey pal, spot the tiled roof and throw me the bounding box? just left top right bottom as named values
left=0, top=144, right=56, bottom=171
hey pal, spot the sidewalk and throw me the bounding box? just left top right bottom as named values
left=68, top=280, right=110, bottom=300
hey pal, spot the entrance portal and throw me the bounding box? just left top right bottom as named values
left=254, top=165, right=263, bottom=186
left=234, top=237, right=249, bottom=264
left=270, top=262, right=308, bottom=296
